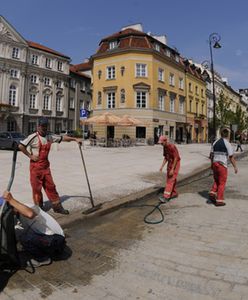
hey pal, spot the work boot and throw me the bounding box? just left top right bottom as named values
left=52, top=203, right=69, bottom=215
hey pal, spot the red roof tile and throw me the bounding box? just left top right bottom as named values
left=71, top=61, right=92, bottom=72
left=27, top=41, right=70, bottom=59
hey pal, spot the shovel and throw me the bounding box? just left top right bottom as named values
left=78, top=144, right=102, bottom=214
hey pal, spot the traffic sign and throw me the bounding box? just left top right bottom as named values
left=80, top=109, right=88, bottom=120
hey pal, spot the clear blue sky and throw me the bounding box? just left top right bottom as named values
left=1, top=0, right=248, bottom=89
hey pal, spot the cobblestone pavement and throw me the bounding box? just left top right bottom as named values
left=1, top=156, right=248, bottom=299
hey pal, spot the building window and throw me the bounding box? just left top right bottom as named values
left=136, top=64, right=147, bottom=77
left=44, top=77, right=51, bottom=86
left=107, top=66, right=115, bottom=79
left=170, top=97, right=175, bottom=112
left=169, top=73, right=175, bottom=86
left=202, top=104, right=204, bottom=114
left=43, top=95, right=50, bottom=110
left=107, top=92, right=115, bottom=108
left=29, top=94, right=36, bottom=109
left=69, top=97, right=75, bottom=109
left=136, top=91, right=147, bottom=108
left=195, top=86, right=199, bottom=95
left=31, top=54, right=38, bottom=65
left=196, top=102, right=199, bottom=115
left=120, top=89, right=125, bottom=104
left=70, top=79, right=76, bottom=88
left=201, top=89, right=204, bottom=97
left=56, top=80, right=62, bottom=88
left=56, top=95, right=62, bottom=111
left=12, top=47, right=19, bottom=59
left=154, top=43, right=160, bottom=51
left=179, top=78, right=184, bottom=90
left=7, top=120, right=16, bottom=132
left=45, top=58, right=52, bottom=68
left=98, top=70, right=102, bottom=79
left=189, top=100, right=192, bottom=112
left=30, top=75, right=38, bottom=84
left=57, top=61, right=63, bottom=71
left=189, top=82, right=192, bottom=92
left=97, top=92, right=102, bottom=105
left=175, top=55, right=180, bottom=62
left=28, top=122, right=36, bottom=134
left=9, top=85, right=17, bottom=106
left=158, top=94, right=165, bottom=110
left=166, top=49, right=171, bottom=57
left=10, top=69, right=19, bottom=78
left=179, top=99, right=184, bottom=114
left=158, top=68, right=164, bottom=82
left=109, top=40, right=118, bottom=50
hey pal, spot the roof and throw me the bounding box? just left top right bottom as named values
left=95, top=28, right=180, bottom=59
left=71, top=61, right=92, bottom=72
left=27, top=41, right=70, bottom=59
left=69, top=65, right=91, bottom=79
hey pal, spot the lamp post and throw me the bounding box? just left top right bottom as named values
left=209, top=33, right=221, bottom=141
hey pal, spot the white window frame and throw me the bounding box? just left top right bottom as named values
left=109, top=41, right=118, bottom=50
left=56, top=95, right=62, bottom=111
left=31, top=54, right=38, bottom=65
left=136, top=91, right=147, bottom=108
left=57, top=61, right=63, bottom=71
left=9, top=85, right=17, bottom=106
left=106, top=66, right=116, bottom=79
left=166, top=49, right=171, bottom=57
left=10, top=69, right=19, bottom=78
left=12, top=47, right=19, bottom=59
left=45, top=58, right=52, bottom=68
left=170, top=97, right=175, bottom=113
left=136, top=64, right=147, bottom=77
left=120, top=89, right=125, bottom=104
left=44, top=77, right=51, bottom=86
left=69, top=97, right=75, bottom=109
left=179, top=78, right=184, bottom=90
left=155, top=43, right=160, bottom=51
left=158, top=68, right=164, bottom=82
left=43, top=95, right=51, bottom=110
left=56, top=80, right=62, bottom=88
left=179, top=99, right=184, bottom=114
left=169, top=73, right=175, bottom=86
left=29, top=94, right=36, bottom=109
left=30, top=74, right=38, bottom=84
left=107, top=92, right=116, bottom=108
left=158, top=94, right=165, bottom=111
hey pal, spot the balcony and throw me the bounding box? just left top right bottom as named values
left=42, top=109, right=52, bottom=115
left=56, top=111, right=64, bottom=117
left=29, top=108, right=39, bottom=114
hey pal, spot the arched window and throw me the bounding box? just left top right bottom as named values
left=120, top=89, right=125, bottom=103
left=9, top=85, right=17, bottom=106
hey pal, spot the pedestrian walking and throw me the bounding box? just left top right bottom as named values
left=19, top=117, right=82, bottom=214
left=158, top=136, right=181, bottom=202
left=209, top=128, right=238, bottom=206
left=235, top=133, right=243, bottom=152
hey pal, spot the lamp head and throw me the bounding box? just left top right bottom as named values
left=213, top=41, right=221, bottom=49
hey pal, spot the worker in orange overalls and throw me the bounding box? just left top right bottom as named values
left=209, top=128, right=238, bottom=206
left=19, top=117, right=82, bottom=215
left=158, top=136, right=181, bottom=202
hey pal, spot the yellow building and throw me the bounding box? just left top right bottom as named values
left=90, top=24, right=188, bottom=143
left=184, top=61, right=208, bottom=143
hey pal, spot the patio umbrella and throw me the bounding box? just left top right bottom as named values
left=80, top=112, right=121, bottom=125
left=117, top=115, right=143, bottom=126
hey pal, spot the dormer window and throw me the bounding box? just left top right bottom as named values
left=175, top=55, right=179, bottom=62
left=154, top=43, right=160, bottom=52
left=109, top=40, right=118, bottom=50
left=166, top=49, right=171, bottom=57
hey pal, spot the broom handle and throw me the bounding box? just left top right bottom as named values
left=7, top=143, right=18, bottom=191
left=79, top=144, right=95, bottom=208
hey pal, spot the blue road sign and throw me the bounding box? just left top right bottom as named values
left=80, top=109, right=88, bottom=119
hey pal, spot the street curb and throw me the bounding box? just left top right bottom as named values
left=55, top=150, right=248, bottom=229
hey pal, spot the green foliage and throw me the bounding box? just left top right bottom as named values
left=215, top=92, right=232, bottom=127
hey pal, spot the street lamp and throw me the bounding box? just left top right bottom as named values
left=209, top=33, right=221, bottom=141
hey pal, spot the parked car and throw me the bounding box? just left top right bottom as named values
left=0, top=132, right=26, bottom=150
left=60, top=130, right=77, bottom=137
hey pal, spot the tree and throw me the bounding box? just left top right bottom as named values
left=215, top=92, right=232, bottom=128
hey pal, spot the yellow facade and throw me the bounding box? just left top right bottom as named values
left=185, top=72, right=207, bottom=143
left=92, top=50, right=187, bottom=142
